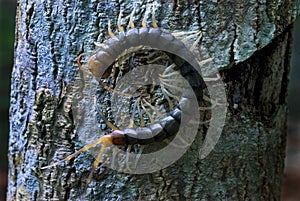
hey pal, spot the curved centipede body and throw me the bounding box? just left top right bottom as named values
left=88, top=29, right=205, bottom=144
left=88, top=27, right=202, bottom=83
left=43, top=4, right=209, bottom=192
left=83, top=6, right=205, bottom=144
left=110, top=90, right=199, bottom=146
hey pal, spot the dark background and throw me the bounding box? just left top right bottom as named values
left=0, top=1, right=299, bottom=200
left=0, top=0, right=16, bottom=200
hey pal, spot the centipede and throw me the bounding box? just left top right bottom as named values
left=42, top=3, right=214, bottom=191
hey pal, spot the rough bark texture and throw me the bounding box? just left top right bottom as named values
left=8, top=0, right=299, bottom=200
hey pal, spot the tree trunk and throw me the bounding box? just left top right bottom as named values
left=8, top=0, right=299, bottom=200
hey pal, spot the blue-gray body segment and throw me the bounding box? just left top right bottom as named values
left=88, top=28, right=200, bottom=79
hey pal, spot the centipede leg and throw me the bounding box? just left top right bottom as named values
left=95, top=76, right=138, bottom=97
left=117, top=10, right=124, bottom=32
left=108, top=20, right=116, bottom=38
left=181, top=31, right=201, bottom=44
left=110, top=145, right=120, bottom=169
left=129, top=7, right=136, bottom=28
left=172, top=30, right=198, bottom=37
left=160, top=80, right=182, bottom=101
left=199, top=95, right=217, bottom=111
left=160, top=77, right=184, bottom=85
left=160, top=80, right=182, bottom=94
left=128, top=97, right=140, bottom=128
left=190, top=32, right=202, bottom=52
left=198, top=57, right=214, bottom=67
left=142, top=52, right=168, bottom=64
left=137, top=97, right=145, bottom=127
left=142, top=5, right=150, bottom=27
left=160, top=85, right=177, bottom=108
left=98, top=110, right=119, bottom=131
left=160, top=77, right=181, bottom=102
left=162, top=63, right=176, bottom=74
left=171, top=30, right=202, bottom=52
left=125, top=144, right=144, bottom=173
left=151, top=2, right=158, bottom=28
left=140, top=99, right=155, bottom=124
left=142, top=98, right=164, bottom=119
left=203, top=74, right=221, bottom=82
left=125, top=145, right=133, bottom=172
left=160, top=63, right=183, bottom=83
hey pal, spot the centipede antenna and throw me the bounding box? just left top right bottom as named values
left=118, top=10, right=124, bottom=32
left=41, top=137, right=106, bottom=170
left=129, top=7, right=136, bottom=28
left=151, top=2, right=158, bottom=28
left=77, top=53, right=86, bottom=69
left=108, top=20, right=116, bottom=38
left=83, top=134, right=114, bottom=191
left=85, top=145, right=107, bottom=192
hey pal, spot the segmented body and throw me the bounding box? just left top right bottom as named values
left=88, top=27, right=205, bottom=145
left=42, top=5, right=211, bottom=192
left=89, top=27, right=202, bottom=82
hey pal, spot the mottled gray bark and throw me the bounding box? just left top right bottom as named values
left=8, top=0, right=299, bottom=200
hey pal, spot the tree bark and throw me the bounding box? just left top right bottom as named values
left=8, top=0, right=299, bottom=200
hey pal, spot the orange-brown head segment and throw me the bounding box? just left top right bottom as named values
left=111, top=130, right=126, bottom=145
